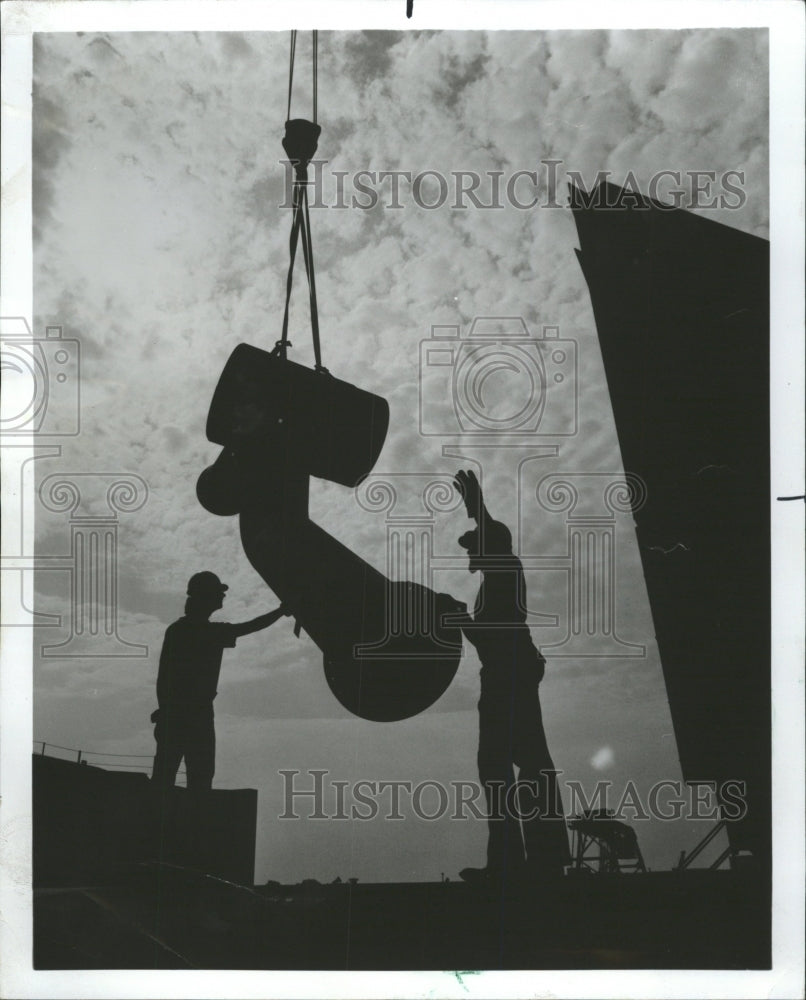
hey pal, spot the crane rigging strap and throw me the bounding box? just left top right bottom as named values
left=277, top=31, right=325, bottom=371
left=277, top=165, right=324, bottom=371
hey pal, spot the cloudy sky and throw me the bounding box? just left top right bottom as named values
left=31, top=27, right=768, bottom=882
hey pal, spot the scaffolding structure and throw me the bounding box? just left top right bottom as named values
left=568, top=809, right=647, bottom=874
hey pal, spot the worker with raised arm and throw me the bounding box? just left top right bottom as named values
left=151, top=571, right=290, bottom=792
left=452, top=469, right=570, bottom=884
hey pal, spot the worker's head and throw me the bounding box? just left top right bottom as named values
left=458, top=521, right=513, bottom=573
left=186, top=571, right=228, bottom=614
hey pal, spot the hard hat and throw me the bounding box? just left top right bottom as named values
left=187, top=571, right=229, bottom=597
left=458, top=521, right=513, bottom=555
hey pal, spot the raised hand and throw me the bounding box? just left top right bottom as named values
left=454, top=469, right=485, bottom=523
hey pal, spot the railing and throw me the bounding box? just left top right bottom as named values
left=674, top=819, right=732, bottom=870
left=34, top=740, right=186, bottom=783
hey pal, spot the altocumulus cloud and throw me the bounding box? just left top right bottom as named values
left=32, top=29, right=766, bottom=879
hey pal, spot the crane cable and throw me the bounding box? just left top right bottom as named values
left=277, top=30, right=325, bottom=371
left=313, top=30, right=318, bottom=124
left=286, top=30, right=296, bottom=120
left=287, top=29, right=318, bottom=124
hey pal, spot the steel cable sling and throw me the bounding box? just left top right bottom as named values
left=276, top=30, right=327, bottom=372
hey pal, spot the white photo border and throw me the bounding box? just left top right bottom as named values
left=1, top=2, right=803, bottom=998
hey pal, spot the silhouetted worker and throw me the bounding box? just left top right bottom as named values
left=151, top=571, right=289, bottom=792
left=452, top=469, right=570, bottom=884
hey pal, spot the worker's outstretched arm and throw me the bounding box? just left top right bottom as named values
left=447, top=610, right=482, bottom=649
left=231, top=605, right=290, bottom=638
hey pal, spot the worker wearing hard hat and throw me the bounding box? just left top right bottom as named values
left=452, top=469, right=570, bottom=884
left=151, top=571, right=290, bottom=792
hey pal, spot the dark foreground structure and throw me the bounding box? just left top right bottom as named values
left=35, top=863, right=768, bottom=970
left=32, top=757, right=767, bottom=970
left=33, top=754, right=258, bottom=887
left=571, top=181, right=771, bottom=872
left=33, top=187, right=771, bottom=970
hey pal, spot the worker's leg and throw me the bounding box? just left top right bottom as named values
left=185, top=706, right=215, bottom=793
left=517, top=765, right=570, bottom=875
left=514, top=689, right=570, bottom=875
left=478, top=703, right=526, bottom=873
left=151, top=713, right=185, bottom=791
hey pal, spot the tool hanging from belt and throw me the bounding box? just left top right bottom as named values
left=275, top=30, right=326, bottom=372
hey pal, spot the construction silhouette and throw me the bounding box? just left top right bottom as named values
left=451, top=469, right=570, bottom=883
left=151, top=571, right=289, bottom=792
